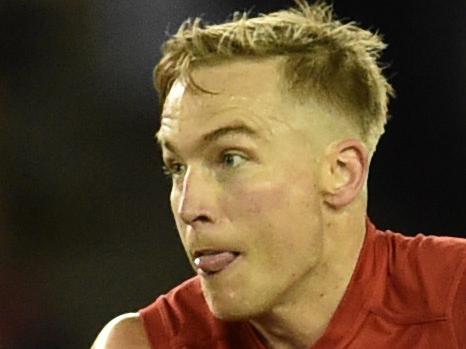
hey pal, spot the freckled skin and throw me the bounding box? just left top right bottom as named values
left=158, top=57, right=329, bottom=320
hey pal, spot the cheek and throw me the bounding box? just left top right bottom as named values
left=169, top=190, right=179, bottom=223
left=221, top=175, right=322, bottom=252
left=170, top=188, right=186, bottom=237
left=222, top=171, right=319, bottom=219
left=222, top=180, right=290, bottom=218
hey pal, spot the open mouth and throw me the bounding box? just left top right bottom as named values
left=193, top=250, right=241, bottom=276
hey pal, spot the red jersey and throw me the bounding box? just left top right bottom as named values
left=139, top=221, right=466, bottom=348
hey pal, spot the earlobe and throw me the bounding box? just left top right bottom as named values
left=322, top=139, right=368, bottom=209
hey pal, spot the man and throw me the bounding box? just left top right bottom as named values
left=92, top=1, right=466, bottom=348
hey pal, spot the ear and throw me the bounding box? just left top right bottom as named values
left=321, top=139, right=369, bottom=209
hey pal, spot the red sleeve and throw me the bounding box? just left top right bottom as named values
left=139, top=297, right=171, bottom=349
left=452, top=267, right=466, bottom=348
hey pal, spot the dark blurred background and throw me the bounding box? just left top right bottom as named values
left=0, top=0, right=465, bottom=348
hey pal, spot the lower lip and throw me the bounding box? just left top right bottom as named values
left=197, top=254, right=241, bottom=277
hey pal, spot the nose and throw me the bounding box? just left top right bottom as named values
left=176, top=166, right=215, bottom=227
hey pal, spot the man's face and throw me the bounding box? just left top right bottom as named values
left=157, top=58, right=328, bottom=320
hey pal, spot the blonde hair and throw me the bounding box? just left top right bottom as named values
left=154, top=0, right=394, bottom=152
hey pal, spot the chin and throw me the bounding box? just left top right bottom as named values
left=206, top=295, right=271, bottom=322
left=201, top=274, right=277, bottom=321
left=209, top=304, right=254, bottom=321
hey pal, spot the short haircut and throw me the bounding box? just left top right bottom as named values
left=154, top=0, right=394, bottom=152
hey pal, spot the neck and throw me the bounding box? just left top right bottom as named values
left=249, top=205, right=367, bottom=349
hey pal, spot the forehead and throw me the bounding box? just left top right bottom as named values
left=158, top=57, right=292, bottom=141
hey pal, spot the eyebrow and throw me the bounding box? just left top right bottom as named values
left=155, top=122, right=259, bottom=154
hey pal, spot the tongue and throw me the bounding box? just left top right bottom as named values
left=195, top=251, right=237, bottom=274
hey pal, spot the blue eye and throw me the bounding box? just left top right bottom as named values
left=161, top=153, right=246, bottom=178
left=222, top=153, right=246, bottom=168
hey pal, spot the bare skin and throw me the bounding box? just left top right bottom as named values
left=93, top=57, right=369, bottom=349
left=90, top=313, right=149, bottom=349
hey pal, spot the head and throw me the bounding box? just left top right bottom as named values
left=155, top=1, right=393, bottom=320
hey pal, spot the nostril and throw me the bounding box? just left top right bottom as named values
left=194, top=214, right=210, bottom=223
left=179, top=209, right=213, bottom=226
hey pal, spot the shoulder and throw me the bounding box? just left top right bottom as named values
left=140, top=277, right=210, bottom=334
left=138, top=276, right=254, bottom=347
left=452, top=266, right=466, bottom=347
left=91, top=313, right=151, bottom=349
left=376, top=229, right=466, bottom=319
left=384, top=231, right=466, bottom=272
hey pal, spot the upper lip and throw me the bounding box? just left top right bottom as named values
left=191, top=248, right=241, bottom=259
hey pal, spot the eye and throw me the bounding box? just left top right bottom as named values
left=222, top=153, right=246, bottom=168
left=162, top=162, right=186, bottom=177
